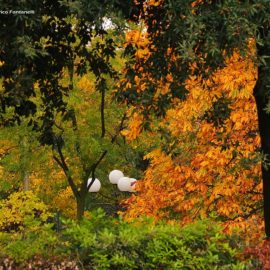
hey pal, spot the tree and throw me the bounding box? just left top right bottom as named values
left=121, top=48, right=263, bottom=236
left=0, top=0, right=131, bottom=219
left=117, top=0, right=270, bottom=237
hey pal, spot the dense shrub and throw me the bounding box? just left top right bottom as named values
left=0, top=191, right=51, bottom=232
left=0, top=205, right=255, bottom=269
left=64, top=209, right=251, bottom=270
left=245, top=239, right=270, bottom=269
left=0, top=191, right=60, bottom=262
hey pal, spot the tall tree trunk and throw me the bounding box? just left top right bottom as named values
left=76, top=195, right=86, bottom=220
left=254, top=44, right=270, bottom=237
left=23, top=173, right=29, bottom=191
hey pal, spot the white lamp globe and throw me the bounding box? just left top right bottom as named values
left=87, top=178, right=101, bottom=192
left=117, top=177, right=132, bottom=192
left=128, top=178, right=137, bottom=192
left=109, top=170, right=124, bottom=184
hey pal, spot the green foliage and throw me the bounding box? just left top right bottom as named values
left=63, top=209, right=250, bottom=269
left=0, top=223, right=57, bottom=263
left=0, top=191, right=60, bottom=262
left=204, top=95, right=232, bottom=127
left=0, top=122, right=49, bottom=197
left=0, top=191, right=51, bottom=232
left=0, top=206, right=255, bottom=268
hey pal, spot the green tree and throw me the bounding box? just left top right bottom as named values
left=0, top=0, right=132, bottom=219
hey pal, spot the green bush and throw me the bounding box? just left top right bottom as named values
left=63, top=209, right=250, bottom=270
left=0, top=222, right=57, bottom=262
left=0, top=192, right=60, bottom=262
left=0, top=206, right=253, bottom=268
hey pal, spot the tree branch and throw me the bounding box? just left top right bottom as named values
left=68, top=109, right=89, bottom=174
left=53, top=120, right=64, bottom=132
left=101, top=86, right=106, bottom=138
left=111, top=113, right=127, bottom=144
left=84, top=113, right=127, bottom=191
left=86, top=150, right=108, bottom=191
left=53, top=141, right=80, bottom=198
left=68, top=60, right=74, bottom=91
left=225, top=205, right=264, bottom=221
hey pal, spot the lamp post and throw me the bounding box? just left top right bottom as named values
left=87, top=178, right=101, bottom=192
left=87, top=170, right=137, bottom=193
left=117, top=177, right=137, bottom=192
left=109, top=170, right=124, bottom=184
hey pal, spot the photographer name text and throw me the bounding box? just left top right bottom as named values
left=0, top=10, right=35, bottom=15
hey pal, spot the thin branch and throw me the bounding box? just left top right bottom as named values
left=225, top=205, right=264, bottom=221
left=71, top=110, right=81, bottom=153
left=92, top=202, right=115, bottom=206
left=86, top=150, right=108, bottom=191
left=53, top=142, right=80, bottom=198
left=111, top=113, right=127, bottom=144
left=68, top=60, right=74, bottom=91
left=0, top=146, right=18, bottom=158
left=53, top=121, right=64, bottom=132
left=84, top=113, right=127, bottom=191
left=67, top=59, right=86, bottom=171
left=97, top=191, right=118, bottom=201
left=101, top=86, right=106, bottom=138
left=69, top=109, right=89, bottom=174
left=249, top=191, right=263, bottom=195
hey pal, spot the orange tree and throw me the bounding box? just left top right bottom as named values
left=117, top=0, right=270, bottom=237
left=121, top=47, right=263, bottom=234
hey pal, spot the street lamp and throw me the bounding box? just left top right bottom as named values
left=129, top=178, right=137, bottom=192
left=117, top=177, right=132, bottom=191
left=87, top=178, right=101, bottom=192
left=87, top=170, right=137, bottom=193
left=109, top=170, right=124, bottom=184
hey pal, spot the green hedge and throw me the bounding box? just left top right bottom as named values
left=0, top=208, right=253, bottom=269
left=63, top=209, right=250, bottom=270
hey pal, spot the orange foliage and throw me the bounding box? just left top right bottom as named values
left=121, top=49, right=263, bottom=234
left=121, top=110, right=144, bottom=141
left=125, top=29, right=151, bottom=61
left=52, top=186, right=77, bottom=218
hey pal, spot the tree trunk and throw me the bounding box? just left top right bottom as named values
left=76, top=196, right=86, bottom=220
left=254, top=47, right=270, bottom=237
left=23, top=173, right=29, bottom=191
